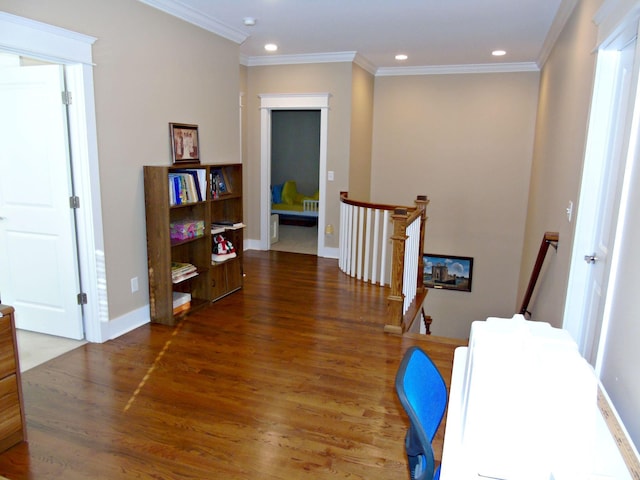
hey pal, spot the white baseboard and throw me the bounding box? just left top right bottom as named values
left=319, top=246, right=339, bottom=259
left=97, top=304, right=150, bottom=342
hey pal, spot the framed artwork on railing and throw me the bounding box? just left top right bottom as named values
left=423, top=253, right=473, bottom=292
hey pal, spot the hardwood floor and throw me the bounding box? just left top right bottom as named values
left=0, top=251, right=466, bottom=479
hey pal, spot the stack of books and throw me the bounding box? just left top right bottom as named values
left=211, top=221, right=245, bottom=234
left=171, top=262, right=198, bottom=284
left=168, top=169, right=207, bottom=206
left=172, top=291, right=191, bottom=315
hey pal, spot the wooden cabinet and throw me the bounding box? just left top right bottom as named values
left=144, top=164, right=243, bottom=325
left=0, top=304, right=27, bottom=452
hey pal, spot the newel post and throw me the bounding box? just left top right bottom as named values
left=385, top=207, right=408, bottom=334
left=415, top=195, right=429, bottom=294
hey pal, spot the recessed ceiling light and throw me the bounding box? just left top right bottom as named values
left=492, top=50, right=507, bottom=57
left=265, top=43, right=278, bottom=52
left=395, top=54, right=408, bottom=61
left=243, top=17, right=256, bottom=27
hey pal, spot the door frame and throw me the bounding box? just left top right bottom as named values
left=0, top=12, right=108, bottom=342
left=563, top=5, right=640, bottom=369
left=259, top=93, right=329, bottom=256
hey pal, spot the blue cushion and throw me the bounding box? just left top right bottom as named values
left=272, top=184, right=283, bottom=204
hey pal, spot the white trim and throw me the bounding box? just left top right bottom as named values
left=323, top=247, right=339, bottom=259
left=1, top=13, right=108, bottom=343
left=137, top=0, right=248, bottom=44
left=259, top=93, right=331, bottom=257
left=244, top=239, right=262, bottom=251
left=537, top=0, right=580, bottom=67
left=242, top=50, right=540, bottom=76
left=353, top=53, right=377, bottom=75
left=595, top=0, right=640, bottom=49
left=562, top=51, right=620, bottom=353
left=564, top=5, right=640, bottom=365
left=242, top=51, right=376, bottom=74
left=0, top=12, right=96, bottom=65
left=248, top=51, right=357, bottom=67
left=65, top=64, right=110, bottom=342
left=102, top=304, right=150, bottom=341
left=375, top=62, right=540, bottom=77
left=259, top=93, right=330, bottom=110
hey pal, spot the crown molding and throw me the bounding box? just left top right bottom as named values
left=138, top=0, right=248, bottom=44
left=537, top=0, right=580, bottom=68
left=375, top=62, right=540, bottom=77
left=246, top=51, right=357, bottom=67
left=353, top=53, right=377, bottom=75
left=242, top=52, right=537, bottom=76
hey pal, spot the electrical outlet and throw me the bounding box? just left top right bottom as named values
left=328, top=170, right=334, bottom=181
left=131, top=277, right=139, bottom=293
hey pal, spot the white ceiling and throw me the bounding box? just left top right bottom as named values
left=139, top=0, right=574, bottom=74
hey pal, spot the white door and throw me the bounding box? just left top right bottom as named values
left=563, top=37, right=638, bottom=365
left=0, top=62, right=84, bottom=339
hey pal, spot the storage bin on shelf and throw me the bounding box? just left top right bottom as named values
left=170, top=219, right=205, bottom=242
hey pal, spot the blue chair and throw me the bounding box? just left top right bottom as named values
left=395, top=346, right=448, bottom=480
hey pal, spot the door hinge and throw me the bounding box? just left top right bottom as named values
left=77, top=293, right=87, bottom=305
left=70, top=196, right=80, bottom=209
left=61, top=90, right=73, bottom=105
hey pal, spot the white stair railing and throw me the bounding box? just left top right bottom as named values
left=339, top=194, right=393, bottom=286
left=403, top=215, right=421, bottom=315
left=339, top=193, right=430, bottom=334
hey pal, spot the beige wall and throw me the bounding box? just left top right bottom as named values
left=240, top=64, right=248, bottom=232
left=348, top=64, right=375, bottom=200
left=517, top=0, right=600, bottom=327
left=244, top=63, right=353, bottom=248
left=0, top=0, right=241, bottom=321
left=371, top=72, right=540, bottom=338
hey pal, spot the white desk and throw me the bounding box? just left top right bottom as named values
left=440, top=315, right=631, bottom=480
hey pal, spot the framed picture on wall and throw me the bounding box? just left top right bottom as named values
left=423, top=253, right=474, bottom=292
left=169, top=123, right=199, bottom=164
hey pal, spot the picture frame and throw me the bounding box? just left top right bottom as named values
left=169, top=123, right=199, bottom=164
left=423, top=253, right=474, bottom=292
left=210, top=167, right=231, bottom=198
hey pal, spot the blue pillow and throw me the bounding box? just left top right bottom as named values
left=272, top=184, right=283, bottom=204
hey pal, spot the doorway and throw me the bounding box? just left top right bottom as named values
left=563, top=19, right=640, bottom=368
left=259, top=93, right=330, bottom=256
left=0, top=53, right=84, bottom=339
left=0, top=12, right=107, bottom=343
left=270, top=109, right=320, bottom=255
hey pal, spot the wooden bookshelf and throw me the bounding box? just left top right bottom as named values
left=210, top=163, right=244, bottom=301
left=143, top=163, right=243, bottom=325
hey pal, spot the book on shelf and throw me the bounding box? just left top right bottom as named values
left=171, top=261, right=197, bottom=274
left=173, top=301, right=191, bottom=315
left=168, top=169, right=206, bottom=206
left=171, top=262, right=198, bottom=283
left=211, top=221, right=245, bottom=231
left=172, top=271, right=198, bottom=284
left=172, top=291, right=191, bottom=308
left=210, top=167, right=232, bottom=199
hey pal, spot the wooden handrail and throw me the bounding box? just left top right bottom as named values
left=519, top=231, right=559, bottom=318
left=339, top=193, right=431, bottom=334
left=339, top=191, right=399, bottom=211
